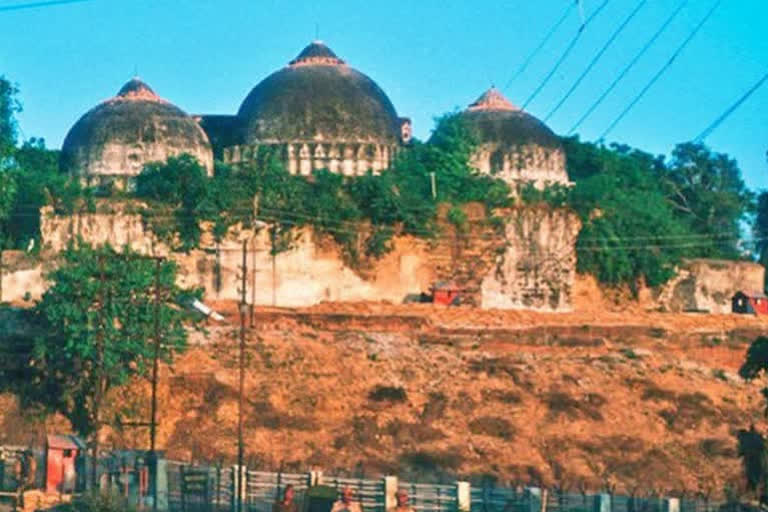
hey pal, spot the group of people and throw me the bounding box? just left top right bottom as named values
left=274, top=484, right=416, bottom=512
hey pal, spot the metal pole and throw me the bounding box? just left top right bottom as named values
left=151, top=257, right=161, bottom=512
left=238, top=240, right=247, bottom=512
left=429, top=172, right=437, bottom=199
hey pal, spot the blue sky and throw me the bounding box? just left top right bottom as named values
left=1, top=0, right=766, bottom=188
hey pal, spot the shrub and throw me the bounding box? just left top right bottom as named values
left=401, top=449, right=463, bottom=472
left=368, top=385, right=407, bottom=403
left=481, top=389, right=522, bottom=404
left=543, top=391, right=604, bottom=421
left=468, top=416, right=516, bottom=440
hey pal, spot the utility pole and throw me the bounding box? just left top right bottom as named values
left=237, top=240, right=247, bottom=512
left=150, top=257, right=161, bottom=512
left=429, top=172, right=437, bottom=199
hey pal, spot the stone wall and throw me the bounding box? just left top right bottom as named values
left=2, top=203, right=581, bottom=312
left=480, top=207, right=580, bottom=311
left=471, top=143, right=571, bottom=190
left=656, top=258, right=765, bottom=313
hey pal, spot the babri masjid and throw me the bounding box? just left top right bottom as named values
left=7, top=41, right=752, bottom=313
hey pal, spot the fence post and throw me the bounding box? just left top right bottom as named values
left=231, top=466, right=246, bottom=512
left=527, top=487, right=542, bottom=512
left=595, top=494, right=611, bottom=512
left=664, top=498, right=680, bottom=512
left=309, top=471, right=324, bottom=486
left=384, top=476, right=398, bottom=512
left=457, top=481, right=471, bottom=512
left=152, top=455, right=169, bottom=511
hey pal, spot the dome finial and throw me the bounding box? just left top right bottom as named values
left=467, top=87, right=518, bottom=112
left=114, top=77, right=164, bottom=103
left=289, top=40, right=345, bottom=67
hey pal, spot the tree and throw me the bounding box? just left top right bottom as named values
left=753, top=191, right=768, bottom=290
left=136, top=154, right=216, bottom=251
left=15, top=243, right=199, bottom=464
left=563, top=137, right=690, bottom=288
left=661, top=142, right=754, bottom=259
left=739, top=336, right=768, bottom=502
left=6, top=138, right=83, bottom=249
left=0, top=76, right=20, bottom=163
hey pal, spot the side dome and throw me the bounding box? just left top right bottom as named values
left=458, top=87, right=570, bottom=189
left=61, top=78, right=214, bottom=188
left=237, top=41, right=403, bottom=145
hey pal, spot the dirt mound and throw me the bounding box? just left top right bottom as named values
left=3, top=302, right=768, bottom=497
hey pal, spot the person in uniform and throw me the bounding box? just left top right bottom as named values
left=13, top=450, right=36, bottom=512
left=273, top=484, right=298, bottom=512
left=331, top=486, right=363, bottom=512
left=388, top=490, right=415, bottom=512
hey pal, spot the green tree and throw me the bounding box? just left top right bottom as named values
left=7, top=138, right=84, bottom=249
left=753, top=191, right=768, bottom=290
left=0, top=76, right=20, bottom=163
left=16, top=243, right=198, bottom=459
left=136, top=154, right=216, bottom=251
left=739, top=337, right=768, bottom=502
left=563, top=137, right=690, bottom=288
left=661, top=142, right=754, bottom=259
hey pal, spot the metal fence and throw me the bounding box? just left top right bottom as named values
left=162, top=464, right=740, bottom=512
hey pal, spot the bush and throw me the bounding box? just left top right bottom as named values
left=543, top=391, right=604, bottom=421
left=468, top=416, right=516, bottom=439
left=368, top=385, right=407, bottom=403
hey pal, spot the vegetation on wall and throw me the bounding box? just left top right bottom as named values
left=561, top=137, right=755, bottom=290
left=137, top=113, right=513, bottom=264
left=0, top=73, right=760, bottom=291
left=0, top=76, right=89, bottom=250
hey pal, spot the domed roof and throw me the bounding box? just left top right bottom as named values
left=461, top=87, right=562, bottom=150
left=237, top=41, right=401, bottom=145
left=61, top=78, right=213, bottom=179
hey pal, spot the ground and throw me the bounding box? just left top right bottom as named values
left=3, top=277, right=768, bottom=499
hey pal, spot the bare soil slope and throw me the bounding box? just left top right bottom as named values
left=3, top=301, right=768, bottom=497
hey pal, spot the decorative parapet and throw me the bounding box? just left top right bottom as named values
left=222, top=142, right=398, bottom=176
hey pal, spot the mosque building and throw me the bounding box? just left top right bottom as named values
left=60, top=41, right=569, bottom=191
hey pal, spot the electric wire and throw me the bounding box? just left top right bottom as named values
left=568, top=0, right=689, bottom=135
left=503, top=0, right=578, bottom=91
left=694, top=70, right=768, bottom=143
left=598, top=0, right=722, bottom=141
left=543, top=0, right=648, bottom=123
left=0, top=0, right=90, bottom=12
left=523, top=0, right=612, bottom=111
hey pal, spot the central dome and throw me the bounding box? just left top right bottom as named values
left=237, top=41, right=402, bottom=145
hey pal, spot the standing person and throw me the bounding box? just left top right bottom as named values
left=331, top=487, right=363, bottom=512
left=388, top=490, right=414, bottom=512
left=273, top=484, right=298, bottom=512
left=13, top=450, right=36, bottom=512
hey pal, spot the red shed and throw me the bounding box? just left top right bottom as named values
left=45, top=434, right=85, bottom=494
left=732, top=291, right=768, bottom=316
left=431, top=281, right=461, bottom=306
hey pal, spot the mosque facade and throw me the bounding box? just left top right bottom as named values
left=60, top=41, right=570, bottom=191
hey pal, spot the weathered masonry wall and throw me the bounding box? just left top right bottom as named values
left=656, top=258, right=765, bottom=313
left=2, top=204, right=581, bottom=312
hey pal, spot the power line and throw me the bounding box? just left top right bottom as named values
left=523, top=0, right=612, bottom=111
left=503, top=0, right=578, bottom=91
left=694, top=70, right=768, bottom=143
left=0, top=0, right=91, bottom=12
left=544, top=0, right=648, bottom=123
left=599, top=0, right=722, bottom=141
left=568, top=0, right=689, bottom=135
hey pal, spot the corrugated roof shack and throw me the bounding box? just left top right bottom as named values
left=732, top=291, right=768, bottom=316
left=45, top=435, right=85, bottom=494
